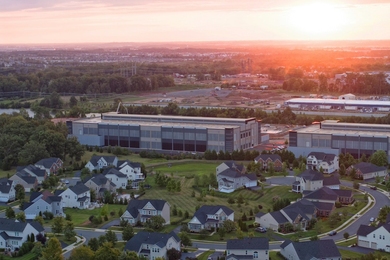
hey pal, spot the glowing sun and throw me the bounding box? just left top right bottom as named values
left=288, top=3, right=348, bottom=37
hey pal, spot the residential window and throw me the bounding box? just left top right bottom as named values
left=373, top=234, right=375, bottom=238
left=245, top=251, right=247, bottom=255
left=253, top=251, right=258, bottom=258
left=266, top=251, right=268, bottom=255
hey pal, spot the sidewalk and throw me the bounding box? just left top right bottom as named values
left=62, top=235, right=86, bottom=255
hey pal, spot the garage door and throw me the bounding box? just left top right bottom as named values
left=269, top=224, right=278, bottom=231
left=358, top=240, right=369, bottom=248
left=371, top=242, right=377, bottom=249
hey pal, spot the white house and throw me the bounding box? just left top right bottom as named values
left=357, top=224, right=390, bottom=251
left=85, top=155, right=118, bottom=172
left=117, top=160, right=145, bottom=188
left=0, top=178, right=15, bottom=203
left=22, top=191, right=64, bottom=220
left=103, top=168, right=128, bottom=189
left=292, top=169, right=324, bottom=193
left=306, top=152, right=339, bottom=174
left=188, top=205, right=234, bottom=232
left=0, top=218, right=45, bottom=252
left=56, top=183, right=91, bottom=209
left=121, top=199, right=170, bottom=226
left=347, top=162, right=387, bottom=180
left=124, top=231, right=180, bottom=260
left=226, top=237, right=269, bottom=260
left=280, top=239, right=341, bottom=260
left=16, top=165, right=47, bottom=184
left=216, top=161, right=257, bottom=193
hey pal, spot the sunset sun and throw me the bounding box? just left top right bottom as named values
left=288, top=3, right=348, bottom=38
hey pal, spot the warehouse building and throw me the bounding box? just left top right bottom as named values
left=68, top=113, right=261, bottom=153
left=288, top=120, right=390, bottom=161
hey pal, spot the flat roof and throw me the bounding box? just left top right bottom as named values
left=293, top=123, right=390, bottom=137
left=73, top=117, right=241, bottom=129
left=285, top=98, right=390, bottom=107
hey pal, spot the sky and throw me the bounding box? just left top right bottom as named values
left=1, top=0, right=390, bottom=44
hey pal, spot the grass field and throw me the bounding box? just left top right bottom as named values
left=3, top=253, right=38, bottom=260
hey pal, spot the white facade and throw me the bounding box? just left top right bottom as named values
left=58, top=188, right=90, bottom=209
left=85, top=156, right=118, bottom=172
left=0, top=181, right=15, bottom=203
left=358, top=225, right=390, bottom=251
left=256, top=213, right=280, bottom=231
left=227, top=248, right=268, bottom=260
left=118, top=164, right=144, bottom=181
left=104, top=173, right=127, bottom=189
left=306, top=154, right=339, bottom=174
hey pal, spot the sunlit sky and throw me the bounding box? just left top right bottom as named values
left=1, top=0, right=390, bottom=44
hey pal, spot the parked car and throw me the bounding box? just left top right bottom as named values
left=370, top=217, right=375, bottom=222
left=255, top=227, right=267, bottom=233
left=328, top=230, right=337, bottom=236
left=370, top=186, right=377, bottom=190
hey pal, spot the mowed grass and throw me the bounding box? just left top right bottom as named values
left=3, top=253, right=38, bottom=260
left=152, top=162, right=217, bottom=177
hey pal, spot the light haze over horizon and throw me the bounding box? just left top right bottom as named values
left=1, top=0, right=390, bottom=44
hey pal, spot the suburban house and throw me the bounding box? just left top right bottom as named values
left=280, top=239, right=341, bottom=260
left=357, top=224, right=390, bottom=251
left=117, top=160, right=145, bottom=188
left=216, top=161, right=257, bottom=193
left=0, top=218, right=45, bottom=252
left=347, top=162, right=387, bottom=180
left=16, top=165, right=47, bottom=184
left=188, top=205, right=234, bottom=232
left=83, top=174, right=116, bottom=199
left=55, top=183, right=91, bottom=209
left=254, top=154, right=283, bottom=171
left=0, top=178, right=15, bottom=203
left=22, top=191, right=64, bottom=220
left=292, top=170, right=324, bottom=193
left=306, top=152, right=339, bottom=174
left=323, top=175, right=340, bottom=190
left=226, top=237, right=269, bottom=260
left=121, top=199, right=170, bottom=226
left=256, top=199, right=317, bottom=231
left=9, top=173, right=38, bottom=192
left=124, top=231, right=180, bottom=260
left=102, top=168, right=128, bottom=189
left=34, top=157, right=63, bottom=175
left=85, top=155, right=118, bottom=172
left=333, top=189, right=355, bottom=205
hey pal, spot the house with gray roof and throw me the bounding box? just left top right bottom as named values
left=35, top=157, right=63, bottom=176
left=9, top=173, right=38, bottom=192
left=292, top=169, right=324, bottom=193
left=280, top=239, right=341, bottom=260
left=103, top=168, right=128, bottom=189
left=216, top=161, right=257, bottom=193
left=85, top=155, right=118, bottom=172
left=117, top=160, right=145, bottom=188
left=254, top=154, right=282, bottom=172
left=56, top=182, right=90, bottom=209
left=0, top=218, right=45, bottom=252
left=306, top=152, right=339, bottom=174
left=357, top=223, right=390, bottom=251
left=226, top=237, right=269, bottom=260
left=16, top=165, right=47, bottom=184
left=323, top=175, right=340, bottom=190
left=121, top=199, right=170, bottom=226
left=124, top=231, right=180, bottom=260
left=83, top=174, right=116, bottom=199
left=188, top=205, right=234, bottom=232
left=22, top=191, right=64, bottom=220
left=347, top=162, right=387, bottom=180
left=0, top=178, right=15, bottom=203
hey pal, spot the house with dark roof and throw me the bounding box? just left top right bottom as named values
left=357, top=223, right=390, bottom=251
left=306, top=152, right=339, bottom=174
left=16, top=165, right=47, bottom=184
left=22, top=191, right=64, bottom=220
left=226, top=237, right=269, bottom=260
left=0, top=218, right=45, bottom=252
left=118, top=160, right=145, bottom=188
left=34, top=157, right=63, bottom=175
left=124, top=231, right=180, bottom=260
left=188, top=205, right=234, bottom=232
left=85, top=155, right=118, bottom=172
left=121, top=199, right=170, bottom=226
left=83, top=174, right=116, bottom=199
left=56, top=182, right=90, bottom=209
left=292, top=169, right=324, bottom=193
left=0, top=178, right=15, bottom=203
left=256, top=199, right=317, bottom=231
left=9, top=173, right=38, bottom=192
left=323, top=175, right=340, bottom=190
left=280, top=239, right=341, bottom=260
left=103, top=168, right=128, bottom=189
left=254, top=154, right=283, bottom=172
left=216, top=161, right=257, bottom=193
left=347, top=162, right=387, bottom=180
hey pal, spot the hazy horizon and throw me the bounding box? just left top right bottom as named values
left=1, top=0, right=390, bottom=45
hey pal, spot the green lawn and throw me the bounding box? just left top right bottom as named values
left=339, top=249, right=363, bottom=259
left=197, top=250, right=215, bottom=260
left=3, top=252, right=38, bottom=260
left=152, top=162, right=217, bottom=177
left=269, top=251, right=284, bottom=260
